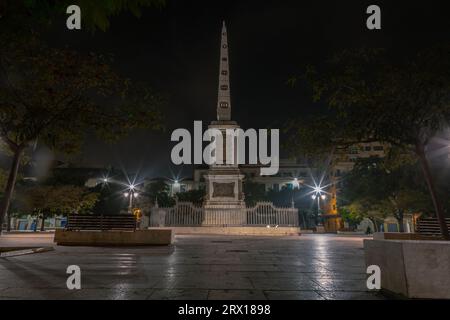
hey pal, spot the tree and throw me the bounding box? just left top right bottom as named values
left=342, top=198, right=387, bottom=232
left=0, top=169, right=6, bottom=191
left=0, top=0, right=166, bottom=33
left=176, top=188, right=206, bottom=205
left=243, top=180, right=268, bottom=206
left=0, top=37, right=163, bottom=232
left=287, top=47, right=450, bottom=239
left=92, top=181, right=130, bottom=216
left=144, top=179, right=175, bottom=207
left=338, top=207, right=363, bottom=231
left=340, top=156, right=431, bottom=232
left=16, top=185, right=98, bottom=231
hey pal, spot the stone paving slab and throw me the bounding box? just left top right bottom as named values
left=0, top=233, right=383, bottom=300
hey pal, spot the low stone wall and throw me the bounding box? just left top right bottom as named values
left=54, top=229, right=173, bottom=246
left=364, top=239, right=450, bottom=299
left=373, top=232, right=441, bottom=241
left=337, top=231, right=365, bottom=235
left=150, top=226, right=301, bottom=236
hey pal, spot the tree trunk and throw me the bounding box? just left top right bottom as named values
left=416, top=143, right=449, bottom=240
left=0, top=148, right=24, bottom=234
left=40, top=215, right=46, bottom=232
left=396, top=211, right=405, bottom=233
left=368, top=217, right=378, bottom=232
left=6, top=212, right=11, bottom=232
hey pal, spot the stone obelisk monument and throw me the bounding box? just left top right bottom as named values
left=203, top=22, right=246, bottom=225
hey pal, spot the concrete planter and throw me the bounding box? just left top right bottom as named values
left=364, top=239, right=450, bottom=299
left=54, top=229, right=173, bottom=246
left=373, top=232, right=440, bottom=241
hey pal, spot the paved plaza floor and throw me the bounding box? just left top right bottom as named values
left=0, top=233, right=385, bottom=300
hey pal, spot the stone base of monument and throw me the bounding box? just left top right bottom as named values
left=364, top=239, right=450, bottom=299
left=202, top=205, right=247, bottom=226
left=156, top=226, right=301, bottom=236
left=54, top=229, right=173, bottom=246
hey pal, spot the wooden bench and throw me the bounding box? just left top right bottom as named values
left=416, top=218, right=450, bottom=237
left=66, top=214, right=136, bottom=232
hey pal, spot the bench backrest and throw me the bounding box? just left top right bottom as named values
left=416, top=218, right=450, bottom=236
left=66, top=214, right=136, bottom=231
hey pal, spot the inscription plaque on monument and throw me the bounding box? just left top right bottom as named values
left=212, top=182, right=235, bottom=198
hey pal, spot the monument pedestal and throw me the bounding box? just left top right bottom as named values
left=203, top=169, right=246, bottom=226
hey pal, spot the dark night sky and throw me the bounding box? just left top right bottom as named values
left=34, top=0, right=450, bottom=179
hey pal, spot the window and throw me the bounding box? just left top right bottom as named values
left=365, top=146, right=371, bottom=151
left=220, top=101, right=229, bottom=108
left=221, top=70, right=228, bottom=75
left=222, top=44, right=228, bottom=49
left=374, top=146, right=384, bottom=151
left=222, top=57, right=228, bottom=61
left=220, top=85, right=229, bottom=90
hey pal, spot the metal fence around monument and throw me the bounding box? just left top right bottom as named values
left=150, top=201, right=299, bottom=227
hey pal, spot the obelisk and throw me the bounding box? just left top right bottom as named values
left=203, top=22, right=246, bottom=225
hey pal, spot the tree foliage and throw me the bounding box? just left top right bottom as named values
left=286, top=46, right=450, bottom=238
left=243, top=180, right=268, bottom=206
left=0, top=37, right=163, bottom=154
left=144, top=179, right=175, bottom=207
left=17, top=185, right=98, bottom=215
left=0, top=0, right=166, bottom=33
left=176, top=188, right=205, bottom=205
left=340, top=155, right=431, bottom=232
left=0, top=35, right=164, bottom=229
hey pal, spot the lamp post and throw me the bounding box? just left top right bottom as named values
left=124, top=185, right=139, bottom=214
left=311, top=187, right=327, bottom=226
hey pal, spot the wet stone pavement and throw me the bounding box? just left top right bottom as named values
left=0, top=233, right=385, bottom=300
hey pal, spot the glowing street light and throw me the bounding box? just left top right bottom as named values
left=124, top=184, right=139, bottom=214
left=309, top=183, right=328, bottom=217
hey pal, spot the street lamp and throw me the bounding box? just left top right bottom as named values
left=124, top=185, right=139, bottom=214
left=311, top=185, right=327, bottom=216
